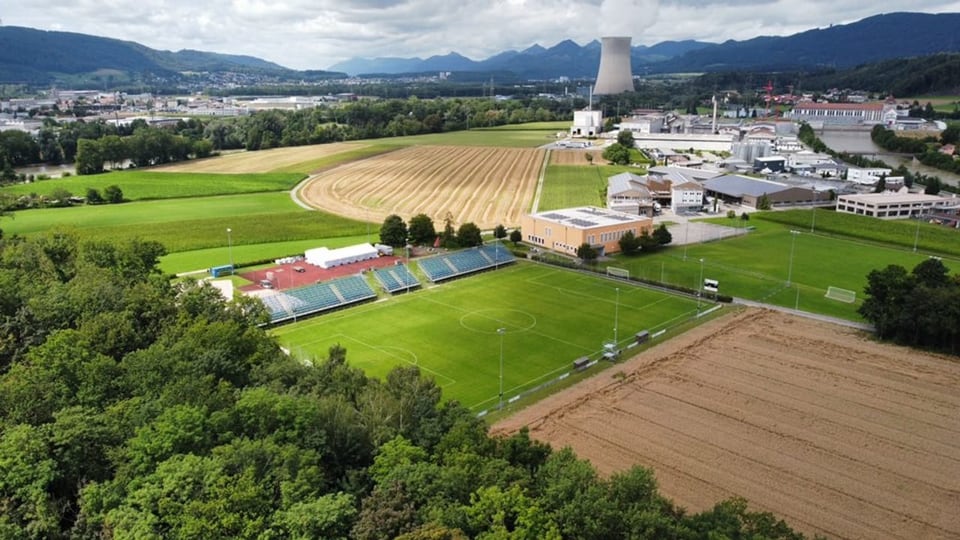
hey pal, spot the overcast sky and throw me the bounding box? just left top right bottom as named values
left=3, top=1, right=960, bottom=70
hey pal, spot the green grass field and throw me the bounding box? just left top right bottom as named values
left=271, top=262, right=701, bottom=409
left=538, top=164, right=647, bottom=211
left=754, top=209, right=960, bottom=257
left=1, top=171, right=305, bottom=200
left=2, top=193, right=370, bottom=253
left=378, top=122, right=570, bottom=148
left=160, top=233, right=374, bottom=274
left=604, top=217, right=956, bottom=321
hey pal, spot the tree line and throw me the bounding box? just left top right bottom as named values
left=0, top=96, right=573, bottom=178
left=0, top=232, right=808, bottom=538
left=871, top=124, right=960, bottom=177
left=859, top=258, right=960, bottom=354
left=379, top=213, right=518, bottom=250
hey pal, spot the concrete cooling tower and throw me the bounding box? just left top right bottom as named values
left=593, top=36, right=634, bottom=95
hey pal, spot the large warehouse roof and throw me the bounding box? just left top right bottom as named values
left=702, top=175, right=790, bottom=198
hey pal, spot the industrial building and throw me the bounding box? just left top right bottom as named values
left=521, top=206, right=653, bottom=256
left=701, top=175, right=818, bottom=208
left=835, top=192, right=957, bottom=219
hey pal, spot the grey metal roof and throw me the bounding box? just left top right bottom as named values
left=702, top=175, right=789, bottom=197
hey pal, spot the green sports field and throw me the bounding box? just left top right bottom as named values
left=271, top=262, right=702, bottom=410
left=605, top=216, right=957, bottom=321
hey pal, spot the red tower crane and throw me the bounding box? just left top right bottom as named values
left=763, top=80, right=774, bottom=118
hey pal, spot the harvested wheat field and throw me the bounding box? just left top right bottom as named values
left=154, top=142, right=369, bottom=173
left=494, top=308, right=960, bottom=540
left=550, top=149, right=597, bottom=165
left=299, top=145, right=545, bottom=229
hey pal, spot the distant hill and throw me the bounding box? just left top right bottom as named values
left=331, top=12, right=960, bottom=79
left=0, top=26, right=343, bottom=85
left=329, top=39, right=713, bottom=78
left=4, top=12, right=960, bottom=87
left=652, top=12, right=960, bottom=73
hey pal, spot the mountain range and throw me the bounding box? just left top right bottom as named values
left=1, top=12, right=959, bottom=86
left=331, top=12, right=960, bottom=77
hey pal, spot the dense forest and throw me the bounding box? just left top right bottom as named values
left=0, top=232, right=809, bottom=539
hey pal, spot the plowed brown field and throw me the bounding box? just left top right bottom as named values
left=494, top=308, right=960, bottom=540
left=153, top=142, right=369, bottom=173
left=298, top=145, right=545, bottom=229
left=550, top=149, right=596, bottom=166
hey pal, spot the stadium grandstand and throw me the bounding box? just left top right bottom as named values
left=417, top=243, right=515, bottom=283
left=256, top=274, right=376, bottom=323
left=374, top=263, right=421, bottom=293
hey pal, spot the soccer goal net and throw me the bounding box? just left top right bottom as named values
left=607, top=267, right=630, bottom=280
left=825, top=286, right=856, bottom=303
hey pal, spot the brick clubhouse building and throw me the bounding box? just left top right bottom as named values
left=521, top=206, right=653, bottom=256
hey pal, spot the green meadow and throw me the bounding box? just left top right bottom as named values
left=379, top=121, right=570, bottom=148
left=1, top=171, right=305, bottom=200
left=538, top=164, right=648, bottom=211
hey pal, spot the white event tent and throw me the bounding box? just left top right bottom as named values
left=305, top=244, right=379, bottom=269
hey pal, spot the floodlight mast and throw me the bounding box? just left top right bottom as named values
left=226, top=228, right=234, bottom=274
left=787, top=230, right=800, bottom=286
left=497, top=328, right=506, bottom=409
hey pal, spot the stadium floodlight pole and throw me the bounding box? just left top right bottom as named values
left=810, top=192, right=818, bottom=233
left=683, top=221, right=689, bottom=260
left=226, top=228, right=234, bottom=274
left=614, top=287, right=620, bottom=346
left=786, top=230, right=800, bottom=286
left=406, top=244, right=410, bottom=292
left=697, top=258, right=704, bottom=312
left=497, top=327, right=506, bottom=409
left=913, top=210, right=922, bottom=252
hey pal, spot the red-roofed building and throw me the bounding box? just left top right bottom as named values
left=790, top=98, right=898, bottom=126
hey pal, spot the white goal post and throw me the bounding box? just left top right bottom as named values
left=825, top=286, right=856, bottom=303
left=607, top=267, right=630, bottom=280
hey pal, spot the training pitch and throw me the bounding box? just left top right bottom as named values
left=271, top=262, right=702, bottom=410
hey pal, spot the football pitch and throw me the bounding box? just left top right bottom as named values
left=271, top=262, right=702, bottom=410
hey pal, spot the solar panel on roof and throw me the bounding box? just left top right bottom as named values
left=541, top=213, right=568, bottom=220
left=607, top=215, right=634, bottom=221
left=568, top=218, right=598, bottom=227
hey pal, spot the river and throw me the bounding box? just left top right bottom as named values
left=818, top=128, right=960, bottom=187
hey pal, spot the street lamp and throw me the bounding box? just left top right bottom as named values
left=786, top=230, right=800, bottom=286
left=226, top=228, right=233, bottom=274
left=497, top=328, right=506, bottom=410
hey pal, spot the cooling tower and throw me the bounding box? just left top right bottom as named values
left=593, top=36, right=634, bottom=95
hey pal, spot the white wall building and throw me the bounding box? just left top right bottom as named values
left=846, top=167, right=893, bottom=185
left=671, top=181, right=705, bottom=213
left=835, top=192, right=955, bottom=219
left=619, top=114, right=664, bottom=135
left=571, top=110, right=603, bottom=137
left=630, top=133, right=735, bottom=153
